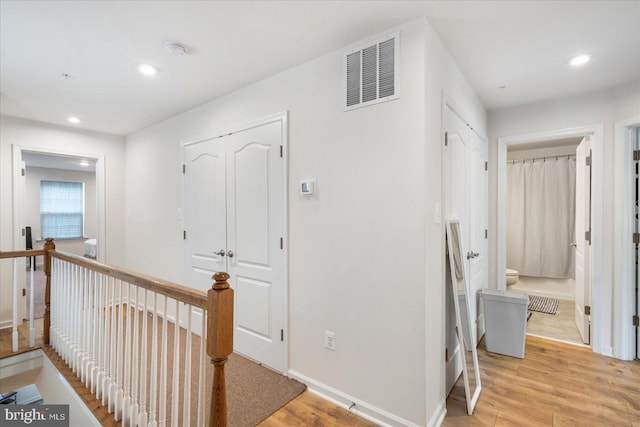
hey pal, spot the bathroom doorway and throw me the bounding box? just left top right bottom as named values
left=505, top=138, right=582, bottom=345
left=496, top=125, right=604, bottom=351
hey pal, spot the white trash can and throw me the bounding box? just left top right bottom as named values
left=480, top=289, right=529, bottom=358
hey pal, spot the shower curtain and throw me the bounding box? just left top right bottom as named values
left=507, top=156, right=576, bottom=279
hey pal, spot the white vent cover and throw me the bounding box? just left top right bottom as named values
left=344, top=32, right=399, bottom=111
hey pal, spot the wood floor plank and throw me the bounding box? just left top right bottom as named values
left=444, top=335, right=640, bottom=427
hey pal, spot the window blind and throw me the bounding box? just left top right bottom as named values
left=40, top=180, right=84, bottom=239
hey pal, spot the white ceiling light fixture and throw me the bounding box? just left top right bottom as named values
left=570, top=54, right=591, bottom=67
left=67, top=116, right=80, bottom=124
left=164, top=41, right=188, bottom=56
left=138, top=63, right=158, bottom=76
left=79, top=160, right=90, bottom=167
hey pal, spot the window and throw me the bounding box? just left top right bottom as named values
left=40, top=180, right=84, bottom=239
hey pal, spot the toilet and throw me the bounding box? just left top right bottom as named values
left=506, top=269, right=520, bottom=286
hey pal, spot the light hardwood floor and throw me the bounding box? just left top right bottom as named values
left=3, top=329, right=638, bottom=426
left=444, top=335, right=640, bottom=426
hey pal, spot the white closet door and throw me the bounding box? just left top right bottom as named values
left=444, top=106, right=471, bottom=393
left=184, top=120, right=286, bottom=373
left=183, top=139, right=227, bottom=293
left=468, top=132, right=488, bottom=343
left=575, top=137, right=591, bottom=344
left=225, top=121, right=285, bottom=372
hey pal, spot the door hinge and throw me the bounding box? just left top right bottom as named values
left=280, top=237, right=283, bottom=250
left=485, top=229, right=488, bottom=239
left=634, top=150, right=640, bottom=161
left=586, top=155, right=591, bottom=166
left=633, top=315, right=639, bottom=327
left=484, top=161, right=488, bottom=171
left=22, top=288, right=26, bottom=297
left=280, top=329, right=284, bottom=341
left=183, top=230, right=187, bottom=240
left=444, top=132, right=448, bottom=146
left=585, top=305, right=591, bottom=316
left=182, top=164, right=186, bottom=174
left=280, top=145, right=283, bottom=158
left=633, top=233, right=640, bottom=244
left=585, top=230, right=591, bottom=245
left=445, top=347, right=448, bottom=361
left=21, top=168, right=25, bottom=177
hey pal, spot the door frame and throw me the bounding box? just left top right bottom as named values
left=496, top=124, right=604, bottom=353
left=11, top=144, right=106, bottom=259
left=180, top=111, right=289, bottom=372
left=613, top=116, right=640, bottom=360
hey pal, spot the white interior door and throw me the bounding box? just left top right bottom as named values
left=468, top=133, right=488, bottom=342
left=444, top=106, right=470, bottom=393
left=183, top=139, right=227, bottom=293
left=575, top=137, right=591, bottom=344
left=183, top=120, right=285, bottom=373
left=18, top=160, right=27, bottom=321
left=225, top=122, right=285, bottom=372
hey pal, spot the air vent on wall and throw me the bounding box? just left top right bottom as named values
left=344, top=32, right=400, bottom=111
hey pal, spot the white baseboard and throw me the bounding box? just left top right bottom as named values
left=287, top=370, right=420, bottom=427
left=428, top=399, right=446, bottom=427
left=0, top=319, right=13, bottom=330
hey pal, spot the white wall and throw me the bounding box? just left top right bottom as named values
left=0, top=116, right=125, bottom=327
left=25, top=166, right=97, bottom=260
left=488, top=79, right=640, bottom=355
left=125, top=17, right=485, bottom=425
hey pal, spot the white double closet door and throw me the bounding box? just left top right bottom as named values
left=183, top=120, right=285, bottom=373
left=444, top=105, right=488, bottom=344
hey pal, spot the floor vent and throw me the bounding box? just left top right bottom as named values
left=344, top=32, right=399, bottom=111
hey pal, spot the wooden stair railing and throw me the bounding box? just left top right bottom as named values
left=1, top=238, right=234, bottom=427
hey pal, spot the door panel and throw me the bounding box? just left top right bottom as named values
left=444, top=107, right=470, bottom=393
left=183, top=139, right=226, bottom=293
left=225, top=121, right=284, bottom=371
left=575, top=137, right=591, bottom=344
left=468, top=133, right=488, bottom=341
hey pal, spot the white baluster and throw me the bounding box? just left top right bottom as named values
left=148, top=291, right=159, bottom=427
left=115, top=280, right=124, bottom=421
left=182, top=304, right=193, bottom=427
left=138, top=289, right=149, bottom=426
left=129, top=285, right=140, bottom=425
left=123, top=282, right=132, bottom=425
left=96, top=273, right=105, bottom=399
left=197, top=310, right=206, bottom=427
left=81, top=268, right=90, bottom=384
left=158, top=295, right=168, bottom=427
left=90, top=271, right=99, bottom=393
left=171, top=299, right=180, bottom=426
left=29, top=263, right=35, bottom=347
left=107, top=277, right=117, bottom=412
left=12, top=258, right=19, bottom=352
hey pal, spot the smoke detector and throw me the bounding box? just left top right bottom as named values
left=164, top=41, right=188, bottom=56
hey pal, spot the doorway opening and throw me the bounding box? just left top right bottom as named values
left=497, top=125, right=604, bottom=352
left=613, top=117, right=640, bottom=360
left=505, top=137, right=582, bottom=345
left=11, top=145, right=106, bottom=323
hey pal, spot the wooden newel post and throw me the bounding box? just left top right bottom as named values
left=43, top=238, right=55, bottom=345
left=207, top=272, right=234, bottom=427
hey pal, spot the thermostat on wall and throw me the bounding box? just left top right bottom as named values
left=300, top=179, right=316, bottom=196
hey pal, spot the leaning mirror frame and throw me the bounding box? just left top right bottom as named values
left=446, top=219, right=482, bottom=415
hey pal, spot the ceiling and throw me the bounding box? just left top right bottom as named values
left=1, top=1, right=639, bottom=136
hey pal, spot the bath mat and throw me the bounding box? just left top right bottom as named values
left=528, top=295, right=558, bottom=315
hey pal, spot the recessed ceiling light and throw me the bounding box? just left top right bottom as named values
left=138, top=64, right=158, bottom=76
left=79, top=160, right=90, bottom=167
left=570, top=54, right=591, bottom=67
left=67, top=116, right=80, bottom=124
